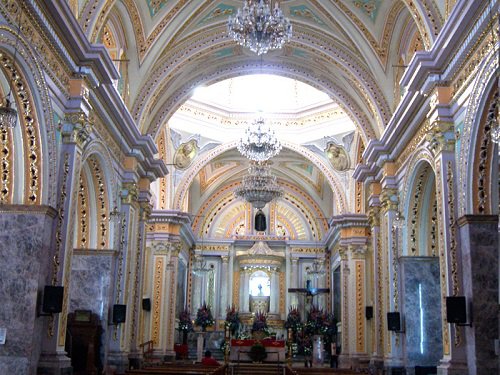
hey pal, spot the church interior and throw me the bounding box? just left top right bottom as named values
left=0, top=1, right=498, bottom=374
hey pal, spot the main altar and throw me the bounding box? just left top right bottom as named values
left=229, top=339, right=286, bottom=362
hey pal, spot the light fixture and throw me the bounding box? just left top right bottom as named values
left=227, top=0, right=292, bottom=56
left=238, top=118, right=282, bottom=162
left=234, top=161, right=283, bottom=209
left=0, top=9, right=21, bottom=128
left=192, top=255, right=210, bottom=276
left=307, top=246, right=325, bottom=278
left=392, top=211, right=405, bottom=229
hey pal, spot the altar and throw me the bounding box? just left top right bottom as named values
left=230, top=339, right=286, bottom=362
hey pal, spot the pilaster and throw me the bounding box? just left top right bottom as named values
left=427, top=86, right=468, bottom=374
left=38, top=107, right=91, bottom=375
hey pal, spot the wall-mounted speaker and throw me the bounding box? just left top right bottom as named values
left=42, top=286, right=64, bottom=314
left=142, top=298, right=151, bottom=311
left=387, top=312, right=401, bottom=331
left=254, top=210, right=267, bottom=232
left=365, top=306, right=373, bottom=320
left=446, top=296, right=467, bottom=324
left=112, top=304, right=127, bottom=324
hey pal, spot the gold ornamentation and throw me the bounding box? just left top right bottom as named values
left=409, top=166, right=429, bottom=254
left=401, top=0, right=431, bottom=49
left=380, top=188, right=399, bottom=213
left=77, top=174, right=89, bottom=248
left=121, top=182, right=139, bottom=204
left=279, top=271, right=285, bottom=316
left=355, top=260, right=365, bottom=353
left=233, top=270, right=240, bottom=310
left=0, top=121, right=12, bottom=203
left=89, top=156, right=109, bottom=248
left=152, top=257, right=164, bottom=345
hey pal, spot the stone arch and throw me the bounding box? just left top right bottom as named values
left=78, top=139, right=119, bottom=249
left=173, top=141, right=349, bottom=215
left=459, top=47, right=498, bottom=216
left=0, top=25, right=57, bottom=207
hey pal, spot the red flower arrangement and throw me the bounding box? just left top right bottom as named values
left=225, top=305, right=241, bottom=333
left=252, top=311, right=268, bottom=332
left=195, top=302, right=214, bottom=331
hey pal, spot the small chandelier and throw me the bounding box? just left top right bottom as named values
left=307, top=259, right=326, bottom=278
left=234, top=161, right=283, bottom=209
left=192, top=256, right=210, bottom=276
left=237, top=118, right=282, bottom=162
left=227, top=0, right=292, bottom=56
left=0, top=11, right=21, bottom=129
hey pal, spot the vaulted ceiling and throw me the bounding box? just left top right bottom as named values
left=73, top=0, right=448, bottom=240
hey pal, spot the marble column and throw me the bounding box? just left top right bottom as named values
left=458, top=215, right=498, bottom=375
left=270, top=270, right=278, bottom=313
left=241, top=270, right=250, bottom=312
left=220, top=256, right=229, bottom=316
left=290, top=257, right=299, bottom=306
left=38, top=114, right=88, bottom=375
left=0, top=205, right=57, bottom=375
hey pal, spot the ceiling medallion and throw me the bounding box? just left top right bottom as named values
left=237, top=117, right=282, bottom=162
left=227, top=0, right=292, bottom=56
left=234, top=161, right=283, bottom=210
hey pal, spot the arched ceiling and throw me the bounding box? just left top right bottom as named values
left=74, top=0, right=448, bottom=240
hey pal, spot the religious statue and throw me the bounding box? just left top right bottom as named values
left=174, top=140, right=198, bottom=170
left=325, top=143, right=349, bottom=171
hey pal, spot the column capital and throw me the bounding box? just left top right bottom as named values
left=221, top=255, right=229, bottom=264
left=121, top=182, right=139, bottom=204
left=61, top=111, right=93, bottom=147
left=380, top=188, right=399, bottom=213
left=350, top=245, right=368, bottom=259
left=368, top=206, right=381, bottom=227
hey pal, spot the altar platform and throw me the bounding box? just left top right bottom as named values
left=229, top=339, right=286, bottom=362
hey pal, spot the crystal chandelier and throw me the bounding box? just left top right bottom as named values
left=192, top=255, right=210, bottom=276
left=234, top=161, right=283, bottom=209
left=0, top=99, right=17, bottom=128
left=307, top=259, right=326, bottom=278
left=237, top=118, right=282, bottom=162
left=227, top=0, right=292, bottom=55
left=0, top=11, right=21, bottom=129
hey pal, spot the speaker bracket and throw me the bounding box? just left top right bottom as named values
left=455, top=321, right=472, bottom=327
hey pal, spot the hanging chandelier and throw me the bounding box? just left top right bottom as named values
left=234, top=161, right=283, bottom=209
left=192, top=255, right=210, bottom=276
left=227, top=0, right=292, bottom=55
left=307, top=259, right=326, bottom=278
left=0, top=10, right=21, bottom=129
left=237, top=118, right=282, bottom=162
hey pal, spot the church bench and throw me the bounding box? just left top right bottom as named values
left=126, top=363, right=226, bottom=375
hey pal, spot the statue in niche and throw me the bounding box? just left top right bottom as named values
left=174, top=140, right=198, bottom=170
left=325, top=143, right=349, bottom=171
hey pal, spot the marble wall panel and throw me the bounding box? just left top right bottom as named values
left=0, top=207, right=56, bottom=375
left=400, top=257, right=442, bottom=368
left=70, top=249, right=116, bottom=368
left=459, top=216, right=498, bottom=375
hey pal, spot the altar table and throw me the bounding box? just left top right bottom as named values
left=230, top=339, right=286, bottom=362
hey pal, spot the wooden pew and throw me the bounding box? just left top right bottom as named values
left=126, top=363, right=226, bottom=375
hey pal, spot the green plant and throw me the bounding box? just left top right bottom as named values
left=249, top=342, right=267, bottom=363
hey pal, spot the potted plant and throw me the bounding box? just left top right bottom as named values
left=249, top=342, right=267, bottom=363
left=195, top=302, right=214, bottom=331
left=225, top=305, right=241, bottom=336
left=178, top=307, right=193, bottom=344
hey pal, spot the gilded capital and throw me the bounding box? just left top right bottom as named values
left=368, top=206, right=381, bottom=227
left=139, top=201, right=152, bottom=221
left=61, top=111, right=93, bottom=146
left=380, top=188, right=399, bottom=213
left=121, top=182, right=139, bottom=204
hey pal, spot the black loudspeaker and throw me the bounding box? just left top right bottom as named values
left=42, top=285, right=64, bottom=314
left=142, top=298, right=151, bottom=311
left=254, top=210, right=267, bottom=231
left=365, top=306, right=373, bottom=320
left=112, top=304, right=127, bottom=324
left=387, top=312, right=401, bottom=331
left=446, top=296, right=467, bottom=324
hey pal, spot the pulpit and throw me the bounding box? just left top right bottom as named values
left=66, top=310, right=102, bottom=375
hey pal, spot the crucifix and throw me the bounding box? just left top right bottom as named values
left=288, top=280, right=330, bottom=316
